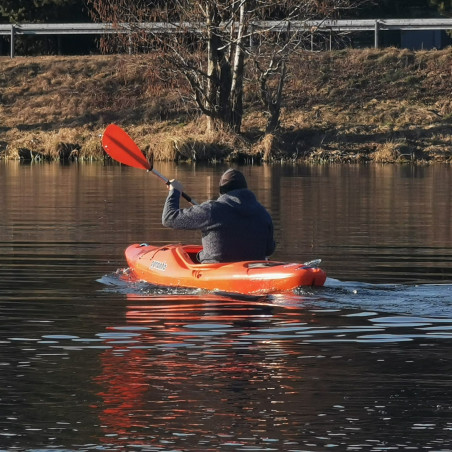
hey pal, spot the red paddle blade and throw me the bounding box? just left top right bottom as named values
left=102, top=124, right=151, bottom=170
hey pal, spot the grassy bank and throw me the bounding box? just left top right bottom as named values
left=0, top=47, right=451, bottom=164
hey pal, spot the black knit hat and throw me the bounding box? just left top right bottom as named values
left=219, top=169, right=247, bottom=194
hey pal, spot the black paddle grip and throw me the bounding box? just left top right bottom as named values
left=165, top=180, right=194, bottom=205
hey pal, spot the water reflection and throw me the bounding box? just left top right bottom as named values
left=3, top=283, right=452, bottom=449
left=86, top=291, right=452, bottom=450
left=1, top=161, right=451, bottom=285
left=1, top=161, right=452, bottom=450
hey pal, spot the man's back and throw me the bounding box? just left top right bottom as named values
left=196, top=188, right=275, bottom=263
left=162, top=169, right=275, bottom=263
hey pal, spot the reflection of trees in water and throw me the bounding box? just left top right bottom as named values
left=275, top=165, right=452, bottom=283
left=3, top=163, right=451, bottom=284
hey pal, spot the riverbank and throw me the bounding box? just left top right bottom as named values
left=1, top=47, right=451, bottom=163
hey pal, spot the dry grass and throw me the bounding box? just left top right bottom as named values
left=0, top=48, right=451, bottom=163
left=372, top=141, right=407, bottom=163
left=252, top=134, right=281, bottom=162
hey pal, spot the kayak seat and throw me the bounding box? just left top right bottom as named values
left=187, top=251, right=201, bottom=264
left=179, top=245, right=203, bottom=265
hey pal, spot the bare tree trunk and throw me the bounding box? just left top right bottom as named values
left=265, top=60, right=286, bottom=133
left=229, top=1, right=247, bottom=133
left=206, top=3, right=218, bottom=133
left=87, top=0, right=369, bottom=137
left=205, top=1, right=246, bottom=133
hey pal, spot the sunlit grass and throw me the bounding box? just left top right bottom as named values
left=0, top=47, right=451, bottom=163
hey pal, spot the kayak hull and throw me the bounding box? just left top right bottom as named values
left=125, top=243, right=326, bottom=295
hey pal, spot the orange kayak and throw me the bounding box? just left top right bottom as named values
left=125, top=243, right=326, bottom=295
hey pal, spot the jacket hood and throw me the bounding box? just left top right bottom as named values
left=217, top=189, right=260, bottom=216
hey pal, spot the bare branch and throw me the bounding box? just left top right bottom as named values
left=87, top=0, right=369, bottom=133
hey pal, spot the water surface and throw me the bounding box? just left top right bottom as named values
left=1, top=161, right=451, bottom=450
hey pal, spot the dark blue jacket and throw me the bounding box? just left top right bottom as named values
left=162, top=188, right=275, bottom=263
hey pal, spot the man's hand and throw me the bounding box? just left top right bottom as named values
left=168, top=179, right=184, bottom=194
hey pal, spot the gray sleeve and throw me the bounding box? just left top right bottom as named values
left=162, top=189, right=211, bottom=230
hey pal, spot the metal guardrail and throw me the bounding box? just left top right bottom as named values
left=1, top=19, right=452, bottom=57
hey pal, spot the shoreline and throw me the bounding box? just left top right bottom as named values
left=0, top=48, right=451, bottom=164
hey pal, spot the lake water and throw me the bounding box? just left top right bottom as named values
left=1, top=161, right=452, bottom=451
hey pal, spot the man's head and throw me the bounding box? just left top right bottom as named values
left=219, top=169, right=247, bottom=194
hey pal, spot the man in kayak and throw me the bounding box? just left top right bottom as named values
left=162, top=169, right=275, bottom=263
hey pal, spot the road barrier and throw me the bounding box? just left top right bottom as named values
left=1, top=19, right=451, bottom=58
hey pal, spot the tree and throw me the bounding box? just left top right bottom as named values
left=0, top=0, right=89, bottom=23
left=87, top=0, right=367, bottom=135
left=355, top=0, right=450, bottom=18
left=429, top=0, right=452, bottom=15
left=0, top=0, right=92, bottom=55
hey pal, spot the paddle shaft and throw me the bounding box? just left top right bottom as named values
left=150, top=167, right=197, bottom=205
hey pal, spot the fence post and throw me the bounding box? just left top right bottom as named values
left=10, top=24, right=15, bottom=58
left=249, top=23, right=255, bottom=50
left=374, top=19, right=380, bottom=49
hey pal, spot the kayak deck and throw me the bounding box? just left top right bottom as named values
left=125, top=243, right=327, bottom=295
